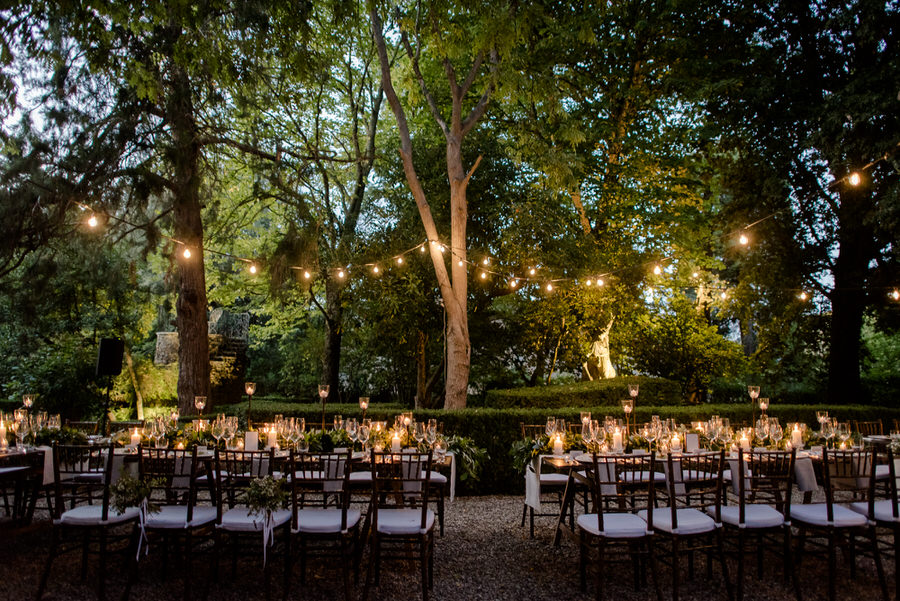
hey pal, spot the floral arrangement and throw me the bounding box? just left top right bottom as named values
left=31, top=426, right=87, bottom=447
left=509, top=432, right=587, bottom=474
left=246, top=475, right=288, bottom=515
left=444, top=435, right=488, bottom=483
left=110, top=475, right=158, bottom=515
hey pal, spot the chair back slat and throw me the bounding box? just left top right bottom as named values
left=582, top=453, right=656, bottom=532
left=521, top=424, right=545, bottom=440
left=822, top=449, right=877, bottom=524
left=659, top=451, right=723, bottom=530
left=140, top=447, right=201, bottom=521
left=289, top=450, right=352, bottom=529
left=213, top=448, right=276, bottom=518
left=730, top=449, right=795, bottom=525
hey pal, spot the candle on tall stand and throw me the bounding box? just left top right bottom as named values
left=244, top=382, right=256, bottom=429
left=627, top=383, right=639, bottom=434
left=318, top=384, right=330, bottom=432
left=0, top=419, right=8, bottom=451
left=748, top=385, right=760, bottom=431
left=359, top=396, right=369, bottom=420
left=621, top=398, right=634, bottom=435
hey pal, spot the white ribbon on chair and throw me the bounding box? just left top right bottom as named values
left=524, top=457, right=542, bottom=512
left=136, top=497, right=150, bottom=560
left=262, top=510, right=275, bottom=566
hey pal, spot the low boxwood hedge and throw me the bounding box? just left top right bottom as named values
left=216, top=401, right=900, bottom=496
left=483, top=376, right=683, bottom=408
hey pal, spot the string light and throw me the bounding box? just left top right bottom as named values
left=848, top=172, right=862, bottom=186
left=182, top=247, right=192, bottom=259
left=891, top=289, right=900, bottom=301
left=303, top=270, right=311, bottom=279
left=337, top=269, right=345, bottom=279
left=509, top=279, right=517, bottom=288
left=482, top=258, right=489, bottom=266
left=739, top=232, right=749, bottom=246
left=419, top=244, right=426, bottom=253
left=545, top=283, right=553, bottom=292
left=372, top=265, right=380, bottom=275
left=248, top=264, right=257, bottom=275
left=596, top=278, right=604, bottom=286
left=585, top=279, right=592, bottom=286
left=87, top=214, right=98, bottom=228
left=692, top=272, right=700, bottom=278
left=457, top=260, right=464, bottom=267
left=397, top=256, right=404, bottom=265
left=653, top=265, right=662, bottom=275
left=439, top=245, right=446, bottom=253
left=529, top=268, right=536, bottom=276
left=720, top=291, right=727, bottom=300
left=480, top=271, right=487, bottom=280
left=798, top=291, right=808, bottom=301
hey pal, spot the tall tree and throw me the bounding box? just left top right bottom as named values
left=369, top=0, right=513, bottom=409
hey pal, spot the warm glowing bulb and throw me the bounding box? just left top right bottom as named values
left=249, top=264, right=257, bottom=274
left=482, top=258, right=489, bottom=265
left=546, top=283, right=553, bottom=292
left=510, top=279, right=517, bottom=288
left=373, top=265, right=380, bottom=274
left=739, top=233, right=749, bottom=245
left=480, top=272, right=487, bottom=280
left=337, top=269, right=345, bottom=279
left=439, top=245, right=445, bottom=253
left=397, top=257, right=404, bottom=265
left=529, top=268, right=536, bottom=276
left=720, top=291, right=727, bottom=300
left=420, top=245, right=426, bottom=253
left=458, top=260, right=463, bottom=267
left=597, top=278, right=604, bottom=286
left=891, top=289, right=899, bottom=301
left=653, top=265, right=662, bottom=275
left=182, top=248, right=192, bottom=259
left=798, top=291, right=808, bottom=301
left=692, top=272, right=699, bottom=278
left=848, top=172, right=862, bottom=186
left=87, top=215, right=98, bottom=228
left=585, top=279, right=592, bottom=286
left=303, top=270, right=311, bottom=279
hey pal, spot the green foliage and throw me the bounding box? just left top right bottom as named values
left=32, top=427, right=88, bottom=447
left=110, top=474, right=156, bottom=515
left=246, top=476, right=288, bottom=515
left=484, top=376, right=682, bottom=408
left=445, top=435, right=489, bottom=485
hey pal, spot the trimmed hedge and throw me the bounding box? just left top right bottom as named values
left=215, top=401, right=900, bottom=496
left=483, top=376, right=683, bottom=408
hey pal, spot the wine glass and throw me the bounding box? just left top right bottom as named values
left=414, top=422, right=426, bottom=446
left=816, top=411, right=828, bottom=432
left=11, top=417, right=29, bottom=451
left=297, top=433, right=309, bottom=453
left=643, top=422, right=658, bottom=453
left=769, top=419, right=784, bottom=448
left=434, top=437, right=448, bottom=461
left=545, top=417, right=557, bottom=438
left=427, top=418, right=438, bottom=433
left=755, top=417, right=770, bottom=445
left=333, top=415, right=343, bottom=432
left=822, top=419, right=835, bottom=449
left=194, top=396, right=207, bottom=416
left=758, top=397, right=769, bottom=413
left=424, top=425, right=437, bottom=447
left=345, top=418, right=358, bottom=447
left=210, top=418, right=225, bottom=448
left=837, top=422, right=851, bottom=447
left=357, top=425, right=370, bottom=450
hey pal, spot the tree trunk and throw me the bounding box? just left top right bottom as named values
left=322, top=278, right=343, bottom=403
left=444, top=139, right=471, bottom=410
left=827, top=188, right=872, bottom=403
left=170, top=61, right=210, bottom=417
left=415, top=330, right=427, bottom=408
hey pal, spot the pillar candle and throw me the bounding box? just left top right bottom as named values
left=553, top=435, right=564, bottom=455
left=612, top=429, right=624, bottom=452
left=0, top=421, right=7, bottom=451
left=266, top=427, right=278, bottom=450
left=791, top=425, right=803, bottom=449
left=740, top=435, right=750, bottom=451
left=671, top=433, right=682, bottom=453
left=130, top=428, right=141, bottom=448
left=391, top=432, right=402, bottom=453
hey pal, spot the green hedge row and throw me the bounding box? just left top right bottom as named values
left=217, top=402, right=900, bottom=496
left=483, top=376, right=683, bottom=408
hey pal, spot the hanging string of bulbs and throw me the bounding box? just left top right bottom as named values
left=74, top=152, right=900, bottom=305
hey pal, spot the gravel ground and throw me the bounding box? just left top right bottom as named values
left=1, top=495, right=893, bottom=601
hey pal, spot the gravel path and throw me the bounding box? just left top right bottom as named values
left=1, top=495, right=892, bottom=601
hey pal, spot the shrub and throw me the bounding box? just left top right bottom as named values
left=483, top=376, right=682, bottom=408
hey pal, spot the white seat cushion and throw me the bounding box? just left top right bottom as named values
left=577, top=512, right=651, bottom=538
left=294, top=508, right=361, bottom=534
left=59, top=505, right=140, bottom=526
left=791, top=503, right=867, bottom=528
left=539, top=473, right=569, bottom=486
left=875, top=465, right=890, bottom=480
left=427, top=471, right=447, bottom=485
left=0, top=466, right=29, bottom=476
left=623, top=470, right=666, bottom=483
left=713, top=504, right=785, bottom=529
left=376, top=508, right=435, bottom=535
left=146, top=505, right=217, bottom=529
left=638, top=508, right=717, bottom=535
left=218, top=507, right=292, bottom=532
left=850, top=499, right=900, bottom=523
left=349, top=471, right=372, bottom=482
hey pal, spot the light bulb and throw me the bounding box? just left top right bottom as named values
left=420, top=245, right=426, bottom=253
left=692, top=272, right=699, bottom=278
left=480, top=272, right=487, bottom=280
left=798, top=291, right=808, bottom=301
left=891, top=289, right=899, bottom=301
left=510, top=279, right=517, bottom=288
left=303, top=270, right=311, bottom=279
left=87, top=214, right=98, bottom=228
left=482, top=258, right=489, bottom=266
left=373, top=265, right=380, bottom=274
left=439, top=245, right=445, bottom=253
left=720, top=291, right=727, bottom=300
left=529, top=268, right=536, bottom=276
left=182, top=248, right=191, bottom=259
left=249, top=264, right=257, bottom=274
left=849, top=172, right=861, bottom=186
left=337, top=269, right=345, bottom=279
left=546, top=283, right=553, bottom=292
left=653, top=265, right=662, bottom=275
left=597, top=278, right=604, bottom=286
left=585, top=279, right=592, bottom=286
left=397, top=256, right=404, bottom=265
left=457, top=260, right=463, bottom=267
left=739, top=233, right=749, bottom=245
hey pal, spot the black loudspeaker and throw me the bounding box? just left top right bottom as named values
left=96, top=338, right=124, bottom=377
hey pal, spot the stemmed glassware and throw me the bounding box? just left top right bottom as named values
left=628, top=384, right=639, bottom=400
left=224, top=416, right=238, bottom=448
left=357, top=425, right=370, bottom=451
left=334, top=415, right=343, bottom=432
left=210, top=417, right=225, bottom=449
left=194, top=396, right=206, bottom=416
left=822, top=418, right=835, bottom=449
left=11, top=415, right=29, bottom=451
left=837, top=422, right=851, bottom=448
left=318, top=384, right=330, bottom=401
left=414, top=422, right=426, bottom=447
left=747, top=386, right=760, bottom=402
left=769, top=418, right=783, bottom=448
left=816, top=411, right=829, bottom=434
left=345, top=418, right=358, bottom=448
left=425, top=423, right=438, bottom=447
left=545, top=417, right=557, bottom=439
